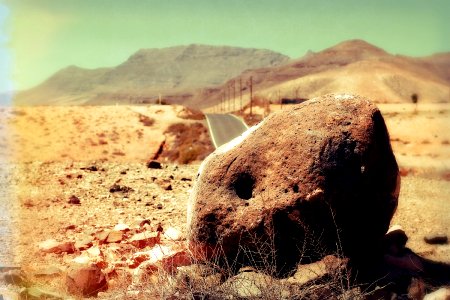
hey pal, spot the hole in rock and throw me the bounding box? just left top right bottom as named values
left=232, top=172, right=255, bottom=200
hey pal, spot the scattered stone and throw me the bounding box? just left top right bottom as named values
left=80, top=165, right=98, bottom=171
left=176, top=264, right=222, bottom=291
left=284, top=255, right=348, bottom=286
left=424, top=287, right=450, bottom=300
left=156, top=178, right=173, bottom=190
left=128, top=251, right=152, bottom=269
left=139, top=219, right=151, bottom=228
left=26, top=286, right=65, bottom=299
left=160, top=249, right=191, bottom=273
left=147, top=160, right=162, bottom=169
left=68, top=195, right=81, bottom=205
left=38, top=239, right=75, bottom=254
left=221, top=271, right=278, bottom=298
left=188, top=94, right=400, bottom=273
left=0, top=287, right=22, bottom=299
left=129, top=231, right=160, bottom=249
left=424, top=234, right=448, bottom=245
left=34, top=266, right=62, bottom=277
left=106, top=230, right=124, bottom=243
left=114, top=223, right=130, bottom=232
left=408, top=277, right=426, bottom=300
left=66, top=265, right=108, bottom=297
left=1, top=269, right=28, bottom=286
left=65, top=224, right=76, bottom=230
left=164, top=227, right=182, bottom=241
left=109, top=184, right=134, bottom=193
left=132, top=260, right=159, bottom=286
left=75, top=236, right=94, bottom=250
left=95, top=231, right=109, bottom=244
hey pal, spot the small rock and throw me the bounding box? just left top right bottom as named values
left=160, top=250, right=191, bottom=273
left=34, top=266, right=62, bottom=277
left=26, top=286, right=64, bottom=299
left=109, top=184, right=133, bottom=193
left=65, top=224, right=76, bottom=230
left=0, top=287, right=22, bottom=299
left=1, top=269, right=28, bottom=286
left=75, top=236, right=94, bottom=250
left=156, top=203, right=163, bottom=209
left=68, top=195, right=80, bottom=205
left=94, top=231, right=109, bottom=244
left=85, top=165, right=98, bottom=171
left=424, top=234, right=448, bottom=245
left=129, top=232, right=160, bottom=249
left=408, top=277, right=426, bottom=300
left=221, top=271, right=278, bottom=298
left=106, top=230, right=124, bottom=243
left=424, top=287, right=450, bottom=300
left=114, top=223, right=130, bottom=232
left=139, top=219, right=151, bottom=228
left=165, top=184, right=173, bottom=191
left=176, top=264, right=221, bottom=290
left=147, top=160, right=162, bottom=169
left=38, top=239, right=75, bottom=254
left=66, top=265, right=108, bottom=297
left=128, top=252, right=152, bottom=269
left=164, top=227, right=182, bottom=241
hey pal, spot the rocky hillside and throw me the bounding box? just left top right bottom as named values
left=14, top=45, right=290, bottom=105
left=194, top=40, right=450, bottom=109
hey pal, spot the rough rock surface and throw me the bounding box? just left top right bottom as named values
left=188, top=94, right=400, bottom=274
left=66, top=265, right=107, bottom=297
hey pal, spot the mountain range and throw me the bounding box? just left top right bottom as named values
left=14, top=40, right=450, bottom=107
left=14, top=45, right=289, bottom=106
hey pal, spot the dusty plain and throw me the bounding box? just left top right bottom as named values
left=0, top=101, right=449, bottom=297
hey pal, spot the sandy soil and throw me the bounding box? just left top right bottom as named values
left=0, top=102, right=449, bottom=297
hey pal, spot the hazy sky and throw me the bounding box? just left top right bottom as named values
left=1, top=0, right=450, bottom=97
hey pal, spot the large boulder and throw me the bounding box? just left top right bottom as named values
left=188, top=94, right=400, bottom=274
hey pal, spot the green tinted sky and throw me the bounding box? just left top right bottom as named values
left=1, top=0, right=450, bottom=95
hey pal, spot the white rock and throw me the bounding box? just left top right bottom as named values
left=113, top=223, right=130, bottom=231
left=424, top=287, right=450, bottom=300
left=164, top=227, right=182, bottom=241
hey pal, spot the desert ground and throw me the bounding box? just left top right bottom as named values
left=0, top=101, right=449, bottom=298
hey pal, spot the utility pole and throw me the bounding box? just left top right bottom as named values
left=232, top=80, right=236, bottom=112
left=239, top=78, right=243, bottom=111
left=228, top=83, right=232, bottom=112
left=249, top=76, right=253, bottom=116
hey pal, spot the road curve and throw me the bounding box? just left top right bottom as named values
left=205, top=114, right=249, bottom=148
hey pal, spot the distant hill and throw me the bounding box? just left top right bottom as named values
left=14, top=44, right=290, bottom=105
left=15, top=40, right=450, bottom=107
left=185, top=40, right=450, bottom=109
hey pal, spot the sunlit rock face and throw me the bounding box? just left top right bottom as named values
left=188, top=94, right=400, bottom=274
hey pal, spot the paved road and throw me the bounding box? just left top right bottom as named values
left=205, top=114, right=248, bottom=148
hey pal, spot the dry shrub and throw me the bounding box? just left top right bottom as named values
left=129, top=223, right=369, bottom=300
left=160, top=123, right=214, bottom=164
left=176, top=107, right=206, bottom=120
